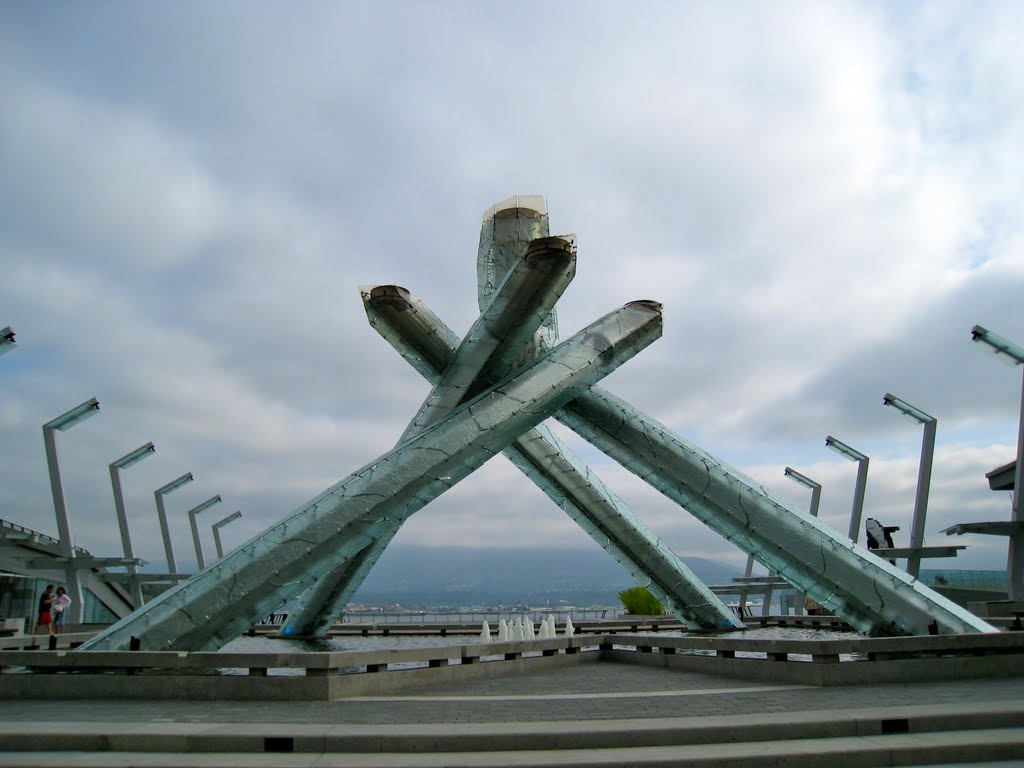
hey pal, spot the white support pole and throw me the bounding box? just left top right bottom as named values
left=43, top=426, right=83, bottom=623
left=907, top=418, right=936, bottom=579
left=187, top=496, right=222, bottom=571
left=211, top=511, right=242, bottom=560
left=154, top=491, right=177, bottom=575
left=109, top=465, right=142, bottom=607
left=848, top=458, right=869, bottom=543
left=1008, top=371, right=1024, bottom=599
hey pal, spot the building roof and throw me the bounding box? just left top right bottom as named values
left=986, top=460, right=1017, bottom=491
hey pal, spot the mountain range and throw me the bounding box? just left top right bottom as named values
left=352, top=545, right=738, bottom=608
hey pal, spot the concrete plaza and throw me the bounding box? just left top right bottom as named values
left=1, top=656, right=1022, bottom=766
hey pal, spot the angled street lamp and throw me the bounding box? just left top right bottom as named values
left=211, top=511, right=242, bottom=560
left=883, top=393, right=936, bottom=578
left=187, top=495, right=222, bottom=571
left=971, top=325, right=1024, bottom=598
left=741, top=467, right=822, bottom=588
left=109, top=442, right=155, bottom=607
left=784, top=466, right=823, bottom=615
left=154, top=473, right=193, bottom=574
left=43, top=397, right=100, bottom=623
left=826, top=436, right=869, bottom=543
left=0, top=326, right=15, bottom=356
left=784, top=467, right=822, bottom=518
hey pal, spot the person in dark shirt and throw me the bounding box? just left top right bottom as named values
left=34, top=584, right=55, bottom=636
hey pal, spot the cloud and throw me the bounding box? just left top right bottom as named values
left=1, top=1, right=1022, bottom=587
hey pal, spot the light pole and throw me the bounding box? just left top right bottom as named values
left=826, top=436, right=870, bottom=543
left=784, top=467, right=822, bottom=518
left=883, top=393, right=936, bottom=579
left=109, top=442, right=155, bottom=607
left=783, top=466, right=823, bottom=615
left=741, top=467, right=821, bottom=598
left=154, top=473, right=193, bottom=574
left=971, top=325, right=1024, bottom=599
left=211, top=511, right=242, bottom=560
left=187, top=495, right=222, bottom=571
left=0, top=326, right=15, bottom=355
left=43, top=397, right=100, bottom=623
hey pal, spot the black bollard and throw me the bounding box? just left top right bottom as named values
left=129, top=636, right=141, bottom=651
left=48, top=635, right=58, bottom=650
left=928, top=620, right=938, bottom=636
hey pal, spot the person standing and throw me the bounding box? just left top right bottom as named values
left=34, top=584, right=55, bottom=636
left=52, top=586, right=72, bottom=634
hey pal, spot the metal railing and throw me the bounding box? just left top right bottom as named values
left=0, top=518, right=92, bottom=557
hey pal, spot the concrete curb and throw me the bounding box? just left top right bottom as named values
left=2, top=701, right=1022, bottom=754
left=1, top=729, right=1023, bottom=767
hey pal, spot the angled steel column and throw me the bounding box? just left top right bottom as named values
left=187, top=495, right=222, bottom=571
left=826, top=437, right=870, bottom=543
left=399, top=235, right=575, bottom=441
left=153, top=473, right=193, bottom=575
left=285, top=277, right=738, bottom=636
left=371, top=293, right=995, bottom=636
left=212, top=511, right=242, bottom=560
left=557, top=388, right=996, bottom=636
left=282, top=236, right=577, bottom=637
left=109, top=442, right=156, bottom=607
left=883, top=394, right=937, bottom=579
left=506, top=423, right=740, bottom=628
left=783, top=467, right=822, bottom=616
left=350, top=286, right=741, bottom=631
left=43, top=397, right=100, bottom=624
left=970, top=325, right=1024, bottom=599
left=80, top=300, right=663, bottom=651
left=478, top=196, right=559, bottom=362
left=785, top=467, right=822, bottom=518
left=284, top=198, right=739, bottom=635
left=1013, top=371, right=1024, bottom=599
left=281, top=536, right=391, bottom=636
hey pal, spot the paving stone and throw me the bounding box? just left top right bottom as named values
left=0, top=660, right=1021, bottom=727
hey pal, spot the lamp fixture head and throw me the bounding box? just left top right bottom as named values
left=156, top=472, right=194, bottom=496
left=882, top=393, right=935, bottom=424
left=112, top=442, right=156, bottom=470
left=187, top=495, right=223, bottom=518
left=213, top=510, right=243, bottom=529
left=44, top=397, right=100, bottom=431
left=825, top=435, right=868, bottom=462
left=0, top=326, right=15, bottom=356
left=784, top=466, right=821, bottom=490
left=971, top=325, right=1024, bottom=367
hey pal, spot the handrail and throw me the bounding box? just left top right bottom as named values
left=0, top=517, right=92, bottom=557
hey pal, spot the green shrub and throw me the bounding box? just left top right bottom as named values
left=618, top=586, right=665, bottom=616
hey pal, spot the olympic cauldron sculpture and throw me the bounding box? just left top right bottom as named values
left=83, top=196, right=993, bottom=651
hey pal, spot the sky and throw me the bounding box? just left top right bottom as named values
left=1, top=1, right=1022, bottom=581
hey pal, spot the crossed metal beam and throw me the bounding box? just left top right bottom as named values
left=282, top=199, right=993, bottom=639
left=81, top=202, right=676, bottom=651
left=83, top=197, right=994, bottom=652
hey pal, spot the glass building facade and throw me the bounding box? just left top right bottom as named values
left=0, top=573, right=118, bottom=625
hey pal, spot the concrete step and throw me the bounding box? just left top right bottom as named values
left=0, top=728, right=1023, bottom=767
left=1, top=702, right=1021, bottom=754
